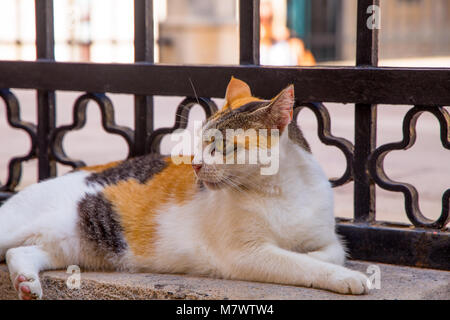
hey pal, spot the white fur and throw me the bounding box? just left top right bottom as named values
left=0, top=131, right=369, bottom=299
left=139, top=133, right=368, bottom=294
left=0, top=170, right=104, bottom=299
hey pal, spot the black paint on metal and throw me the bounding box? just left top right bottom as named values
left=240, top=0, right=260, bottom=65
left=35, top=0, right=57, bottom=180
left=50, top=93, right=134, bottom=168
left=1, top=61, right=450, bottom=105
left=134, top=0, right=154, bottom=156
left=353, top=0, right=379, bottom=223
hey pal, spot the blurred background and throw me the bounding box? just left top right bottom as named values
left=0, top=0, right=449, bottom=225
left=1, top=0, right=450, bottom=65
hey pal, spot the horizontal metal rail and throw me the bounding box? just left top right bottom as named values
left=337, top=220, right=450, bottom=270
left=0, top=61, right=450, bottom=105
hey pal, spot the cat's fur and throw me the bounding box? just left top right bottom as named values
left=0, top=78, right=369, bottom=300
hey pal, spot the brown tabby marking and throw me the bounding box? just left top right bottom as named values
left=78, top=193, right=127, bottom=263
left=288, top=121, right=311, bottom=152
left=85, top=154, right=167, bottom=186
left=102, top=157, right=198, bottom=258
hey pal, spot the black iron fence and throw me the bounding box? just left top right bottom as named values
left=0, top=0, right=448, bottom=270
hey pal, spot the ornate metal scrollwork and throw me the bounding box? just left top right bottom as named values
left=0, top=89, right=37, bottom=192
left=147, top=97, right=218, bottom=154
left=368, top=106, right=450, bottom=229
left=293, top=102, right=354, bottom=188
left=50, top=93, right=134, bottom=168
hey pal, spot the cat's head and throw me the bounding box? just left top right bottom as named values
left=192, top=77, right=298, bottom=191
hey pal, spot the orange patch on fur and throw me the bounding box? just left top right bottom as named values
left=232, top=130, right=278, bottom=150
left=227, top=97, right=263, bottom=110
left=225, top=77, right=252, bottom=104
left=219, top=76, right=264, bottom=114
left=81, top=161, right=122, bottom=173
left=102, top=157, right=197, bottom=258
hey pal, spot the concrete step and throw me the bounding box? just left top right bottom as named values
left=0, top=261, right=448, bottom=300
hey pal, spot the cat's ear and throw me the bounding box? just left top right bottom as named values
left=225, top=77, right=252, bottom=105
left=265, top=85, right=295, bottom=131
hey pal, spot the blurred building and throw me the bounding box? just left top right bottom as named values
left=0, top=0, right=449, bottom=64
left=0, top=0, right=136, bottom=62
left=337, top=0, right=450, bottom=62
left=160, top=0, right=450, bottom=63
left=158, top=0, right=238, bottom=64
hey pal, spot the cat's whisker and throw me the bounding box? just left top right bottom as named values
left=175, top=113, right=194, bottom=123
left=188, top=77, right=201, bottom=106
left=206, top=170, right=242, bottom=193
left=226, top=173, right=271, bottom=193
left=222, top=176, right=247, bottom=193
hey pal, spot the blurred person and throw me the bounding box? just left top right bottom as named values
left=260, top=1, right=315, bottom=66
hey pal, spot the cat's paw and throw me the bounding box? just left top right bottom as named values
left=325, top=269, right=369, bottom=295
left=14, top=274, right=43, bottom=300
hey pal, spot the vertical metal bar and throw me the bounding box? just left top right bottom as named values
left=239, top=0, right=260, bottom=65
left=356, top=0, right=379, bottom=66
left=35, top=0, right=56, bottom=180
left=354, top=0, right=379, bottom=222
left=134, top=0, right=154, bottom=156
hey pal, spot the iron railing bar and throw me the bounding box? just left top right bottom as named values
left=35, top=0, right=56, bottom=180
left=134, top=0, right=154, bottom=156
left=35, top=0, right=54, bottom=60
left=337, top=221, right=450, bottom=270
left=134, top=0, right=154, bottom=63
left=356, top=0, right=379, bottom=66
left=353, top=0, right=380, bottom=222
left=239, top=0, right=260, bottom=65
left=2, top=61, right=450, bottom=105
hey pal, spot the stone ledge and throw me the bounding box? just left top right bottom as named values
left=0, top=261, right=448, bottom=300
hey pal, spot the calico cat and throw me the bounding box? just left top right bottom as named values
left=0, top=77, right=369, bottom=300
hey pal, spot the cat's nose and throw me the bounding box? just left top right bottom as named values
left=192, top=164, right=202, bottom=174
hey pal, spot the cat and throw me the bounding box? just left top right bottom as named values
left=0, top=77, right=369, bottom=300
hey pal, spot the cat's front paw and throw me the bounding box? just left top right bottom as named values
left=325, top=269, right=369, bottom=295
left=14, top=274, right=43, bottom=300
